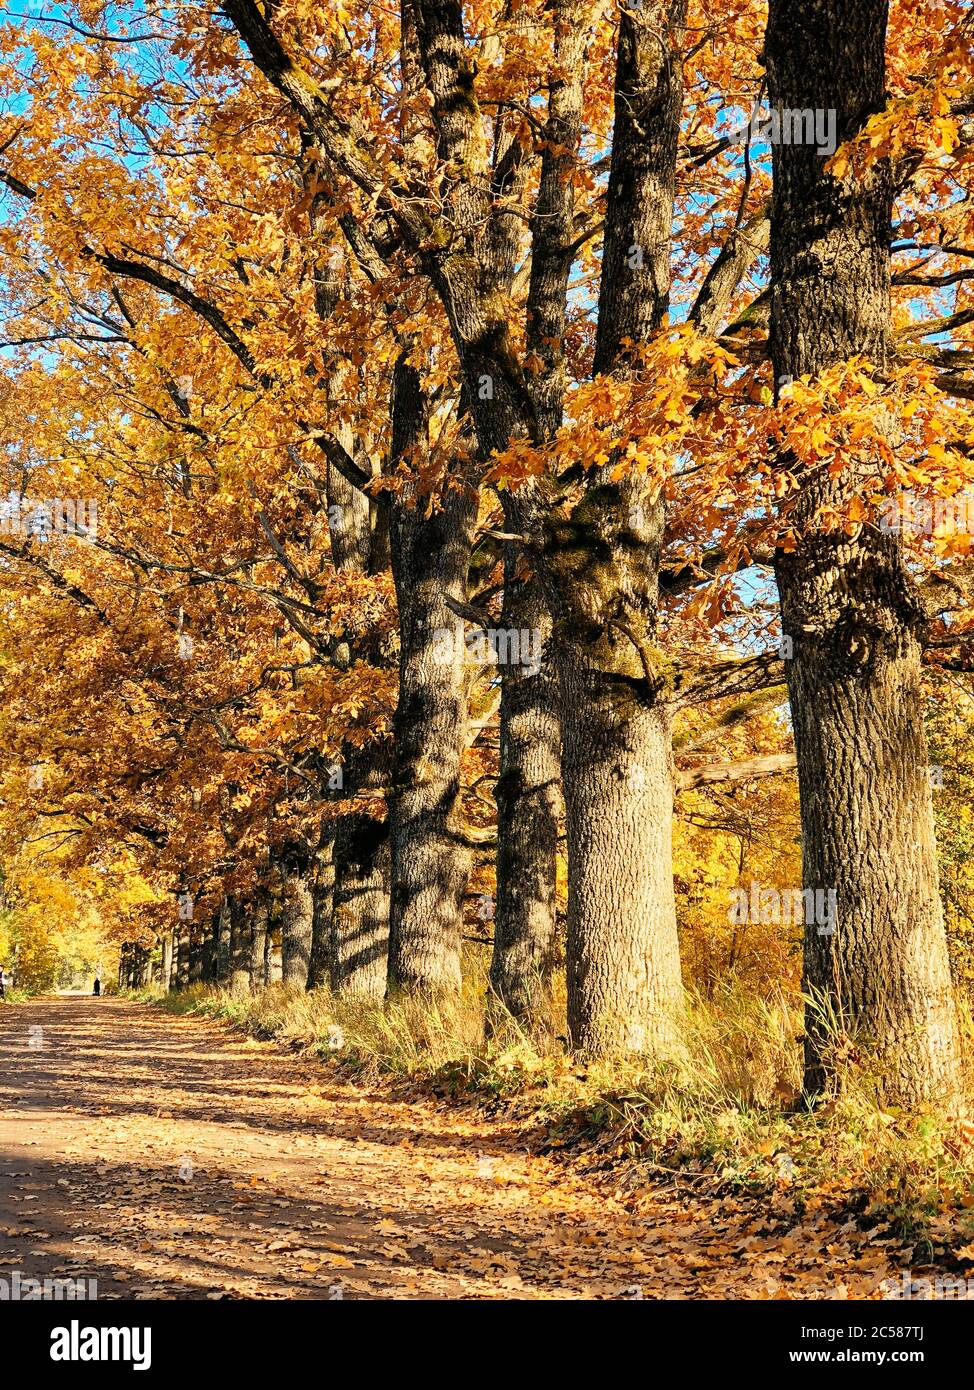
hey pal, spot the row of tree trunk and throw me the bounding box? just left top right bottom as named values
left=122, top=904, right=283, bottom=996
left=124, top=0, right=960, bottom=1111
left=117, top=942, right=152, bottom=991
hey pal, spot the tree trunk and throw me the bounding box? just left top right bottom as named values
left=310, top=205, right=391, bottom=999
left=557, top=631, right=683, bottom=1053
left=307, top=834, right=335, bottom=990
left=227, top=898, right=252, bottom=996
left=161, top=930, right=173, bottom=993
left=188, top=923, right=204, bottom=986
left=175, top=920, right=190, bottom=991
left=490, top=557, right=562, bottom=1023
left=170, top=925, right=181, bottom=991
left=249, top=896, right=268, bottom=992
left=488, top=0, right=583, bottom=1029
left=538, top=3, right=687, bottom=1056
left=225, top=0, right=683, bottom=1046
left=281, top=865, right=314, bottom=988
left=332, top=813, right=390, bottom=1000
left=386, top=359, right=478, bottom=995
left=766, top=0, right=960, bottom=1104
left=215, top=900, right=232, bottom=984
left=265, top=911, right=282, bottom=985
left=202, top=911, right=219, bottom=983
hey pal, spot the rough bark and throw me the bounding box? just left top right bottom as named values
left=174, top=920, right=190, bottom=991
left=312, top=165, right=390, bottom=582
left=326, top=454, right=374, bottom=574
left=215, top=899, right=232, bottom=985
left=490, top=556, right=562, bottom=1023
left=321, top=731, right=390, bottom=998
left=592, top=8, right=684, bottom=374
left=557, top=633, right=683, bottom=1054
left=249, top=896, right=268, bottom=992
left=487, top=0, right=583, bottom=1027
left=524, top=0, right=591, bottom=440
left=406, top=0, right=688, bottom=1052
left=228, top=897, right=252, bottom=996
left=766, top=0, right=960, bottom=1102
left=308, top=167, right=393, bottom=996
left=542, top=2, right=687, bottom=1055
left=202, top=911, right=219, bottom=983
left=307, top=833, right=335, bottom=991
left=690, top=207, right=770, bottom=338
left=280, top=864, right=314, bottom=988
left=224, top=1, right=477, bottom=1000
left=161, top=930, right=173, bottom=993
left=332, top=812, right=390, bottom=1000
left=386, top=358, right=478, bottom=995
left=188, top=923, right=204, bottom=986
left=265, top=909, right=283, bottom=986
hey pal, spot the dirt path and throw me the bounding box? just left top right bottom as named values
left=0, top=996, right=934, bottom=1300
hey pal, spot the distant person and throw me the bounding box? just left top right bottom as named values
left=0, top=965, right=5, bottom=1000
left=92, top=976, right=101, bottom=997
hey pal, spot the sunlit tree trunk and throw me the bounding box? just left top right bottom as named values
left=766, top=0, right=959, bottom=1103
left=544, top=3, right=687, bottom=1055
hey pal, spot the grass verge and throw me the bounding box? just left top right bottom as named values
left=128, top=967, right=974, bottom=1244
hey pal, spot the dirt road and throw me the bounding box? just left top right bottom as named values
left=0, top=997, right=932, bottom=1299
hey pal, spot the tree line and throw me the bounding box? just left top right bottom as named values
left=0, top=0, right=972, bottom=1106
